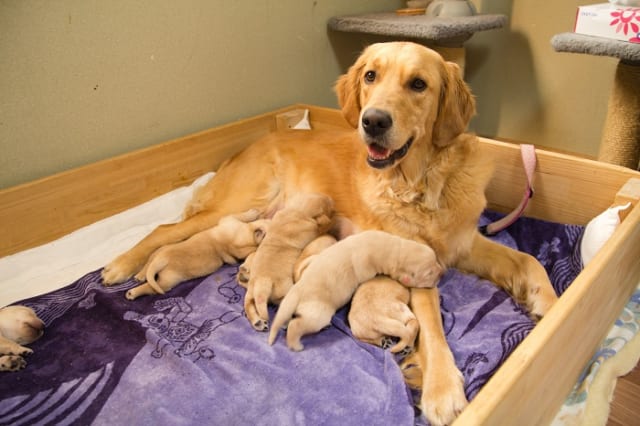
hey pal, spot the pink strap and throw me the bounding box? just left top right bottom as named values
left=480, top=144, right=536, bottom=236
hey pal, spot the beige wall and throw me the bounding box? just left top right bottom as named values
left=466, top=0, right=616, bottom=155
left=0, top=0, right=616, bottom=189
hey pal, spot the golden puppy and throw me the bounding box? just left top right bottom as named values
left=348, top=276, right=418, bottom=355
left=103, top=42, right=557, bottom=425
left=0, top=305, right=45, bottom=372
left=292, top=234, right=337, bottom=282
left=268, top=230, right=442, bottom=351
left=244, top=193, right=334, bottom=331
left=126, top=210, right=269, bottom=300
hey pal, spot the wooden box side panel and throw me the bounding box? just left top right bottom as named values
left=0, top=107, right=288, bottom=257
left=478, top=138, right=638, bottom=225
left=455, top=201, right=640, bottom=425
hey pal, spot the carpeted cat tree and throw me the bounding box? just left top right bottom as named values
left=552, top=33, right=640, bottom=170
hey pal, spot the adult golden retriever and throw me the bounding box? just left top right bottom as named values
left=103, top=42, right=557, bottom=425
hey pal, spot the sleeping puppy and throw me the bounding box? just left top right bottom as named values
left=348, top=276, right=418, bottom=355
left=292, top=234, right=338, bottom=282
left=0, top=305, right=45, bottom=372
left=244, top=193, right=334, bottom=331
left=125, top=209, right=269, bottom=300
left=268, top=230, right=442, bottom=351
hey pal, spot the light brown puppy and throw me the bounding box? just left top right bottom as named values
left=292, top=234, right=338, bottom=282
left=268, top=230, right=442, bottom=351
left=0, top=305, right=45, bottom=372
left=348, top=276, right=418, bottom=355
left=102, top=42, right=557, bottom=425
left=244, top=193, right=334, bottom=331
left=126, top=210, right=269, bottom=300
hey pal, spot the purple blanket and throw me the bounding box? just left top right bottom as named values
left=0, top=212, right=583, bottom=425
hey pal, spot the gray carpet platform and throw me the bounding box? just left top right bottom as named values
left=552, top=32, right=640, bottom=64
left=328, top=12, right=507, bottom=44
left=552, top=32, right=640, bottom=170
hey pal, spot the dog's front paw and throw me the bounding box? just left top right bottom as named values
left=420, top=368, right=468, bottom=426
left=0, top=355, right=27, bottom=372
left=102, top=254, right=141, bottom=285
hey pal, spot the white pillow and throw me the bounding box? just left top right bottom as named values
left=581, top=203, right=631, bottom=266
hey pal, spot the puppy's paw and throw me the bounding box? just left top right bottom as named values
left=381, top=336, right=397, bottom=350
left=133, top=271, right=146, bottom=283
left=251, top=319, right=269, bottom=332
left=398, top=345, right=414, bottom=357
left=0, top=355, right=27, bottom=372
left=18, top=346, right=33, bottom=357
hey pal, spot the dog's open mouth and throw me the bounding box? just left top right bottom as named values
left=366, top=137, right=414, bottom=169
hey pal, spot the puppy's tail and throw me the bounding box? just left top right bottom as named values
left=268, top=288, right=300, bottom=346
left=145, top=258, right=168, bottom=295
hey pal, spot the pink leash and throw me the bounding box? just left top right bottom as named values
left=479, top=144, right=536, bottom=236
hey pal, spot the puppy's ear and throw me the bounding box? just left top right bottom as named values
left=334, top=59, right=364, bottom=129
left=432, top=61, right=476, bottom=147
left=254, top=228, right=266, bottom=244
left=315, top=214, right=333, bottom=231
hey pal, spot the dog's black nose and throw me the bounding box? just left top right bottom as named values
left=362, top=109, right=392, bottom=137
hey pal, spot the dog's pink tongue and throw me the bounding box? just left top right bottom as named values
left=368, top=144, right=391, bottom=160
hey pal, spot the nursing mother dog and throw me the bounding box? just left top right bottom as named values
left=102, top=42, right=557, bottom=426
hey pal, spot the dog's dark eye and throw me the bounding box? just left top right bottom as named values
left=364, top=70, right=376, bottom=84
left=410, top=78, right=427, bottom=92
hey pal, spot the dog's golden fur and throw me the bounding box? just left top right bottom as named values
left=102, top=42, right=557, bottom=425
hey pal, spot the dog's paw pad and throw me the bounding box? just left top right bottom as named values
left=20, top=348, right=33, bottom=357
left=0, top=355, right=26, bottom=372
left=398, top=345, right=414, bottom=356
left=252, top=319, right=269, bottom=332
left=381, top=336, right=399, bottom=349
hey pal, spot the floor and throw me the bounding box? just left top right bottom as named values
left=607, top=362, right=640, bottom=425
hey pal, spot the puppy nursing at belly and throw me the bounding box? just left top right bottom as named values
left=244, top=193, right=334, bottom=331
left=268, top=230, right=443, bottom=351
left=126, top=209, right=269, bottom=300
left=0, top=305, right=45, bottom=372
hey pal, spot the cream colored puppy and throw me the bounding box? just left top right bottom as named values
left=244, top=193, right=334, bottom=331
left=348, top=276, right=419, bottom=354
left=268, top=230, right=443, bottom=351
left=126, top=210, right=269, bottom=300
left=0, top=305, right=45, bottom=372
left=292, top=234, right=338, bottom=282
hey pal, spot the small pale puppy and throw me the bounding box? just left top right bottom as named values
left=268, top=230, right=443, bottom=351
left=126, top=209, right=270, bottom=300
left=0, top=305, right=45, bottom=372
left=292, top=234, right=338, bottom=282
left=348, top=276, right=419, bottom=354
left=244, top=193, right=334, bottom=331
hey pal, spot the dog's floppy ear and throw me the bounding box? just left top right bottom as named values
left=432, top=61, right=476, bottom=147
left=335, top=59, right=364, bottom=129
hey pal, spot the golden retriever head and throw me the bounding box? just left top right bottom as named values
left=335, top=42, right=475, bottom=170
